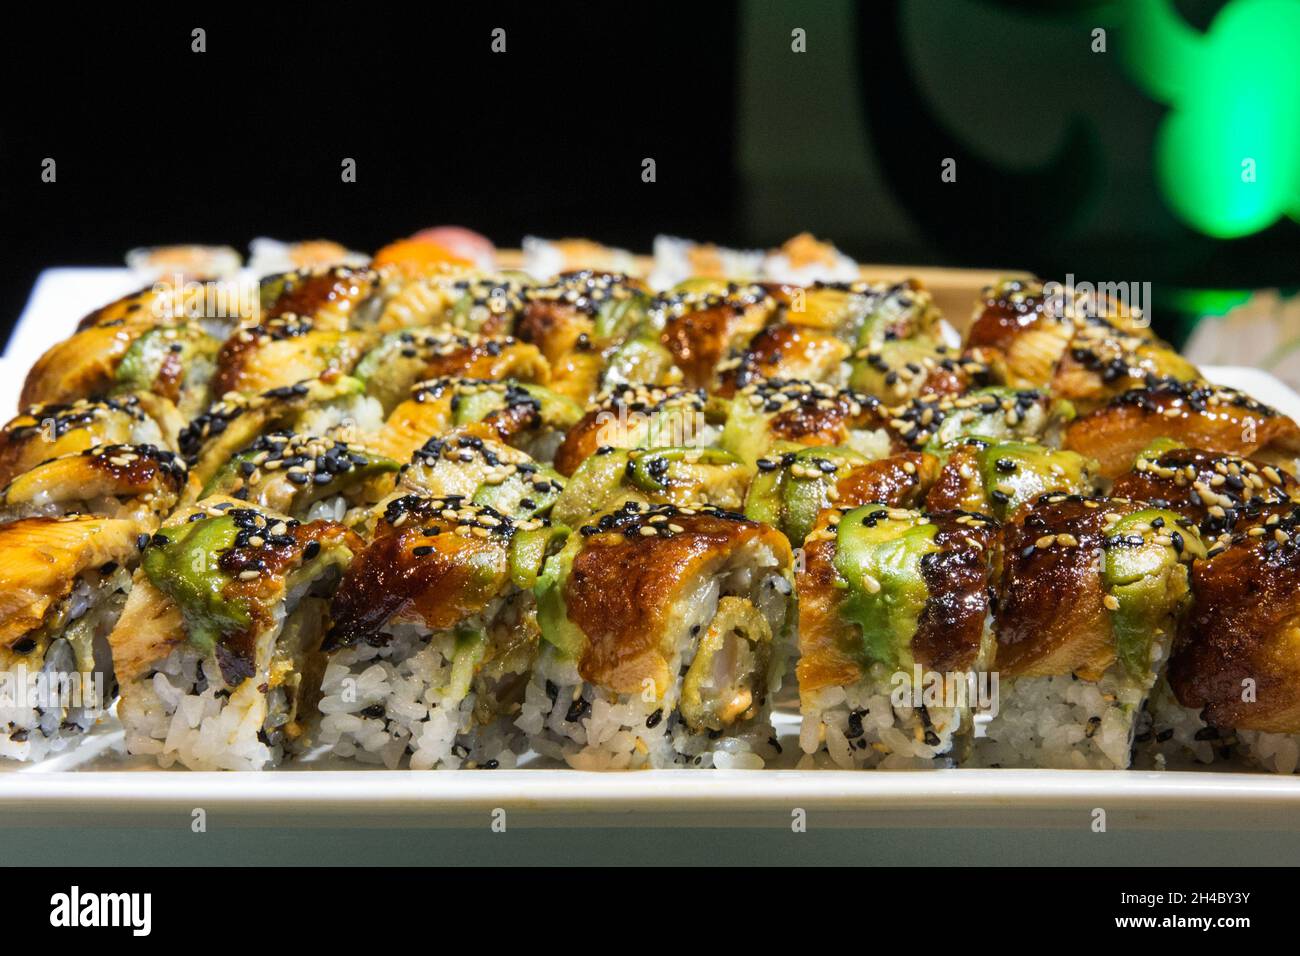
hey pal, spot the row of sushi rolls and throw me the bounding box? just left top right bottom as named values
left=2, top=227, right=1299, bottom=774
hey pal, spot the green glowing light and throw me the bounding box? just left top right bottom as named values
left=1124, top=0, right=1300, bottom=238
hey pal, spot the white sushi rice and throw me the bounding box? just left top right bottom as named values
left=0, top=571, right=128, bottom=763
left=299, top=394, right=385, bottom=444
left=314, top=622, right=524, bottom=770
left=118, top=645, right=275, bottom=771
left=1139, top=677, right=1300, bottom=774
left=117, top=588, right=325, bottom=771
left=798, top=665, right=970, bottom=769
left=516, top=555, right=791, bottom=770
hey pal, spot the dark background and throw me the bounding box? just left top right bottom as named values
left=1, top=0, right=1296, bottom=345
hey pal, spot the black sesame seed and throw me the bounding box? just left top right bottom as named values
left=565, top=697, right=591, bottom=723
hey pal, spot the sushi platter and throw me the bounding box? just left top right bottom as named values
left=4, top=233, right=1300, bottom=828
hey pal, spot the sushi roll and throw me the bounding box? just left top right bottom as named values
left=974, top=494, right=1204, bottom=769
left=655, top=282, right=777, bottom=389
left=179, top=376, right=384, bottom=487
left=111, top=323, right=222, bottom=420
left=196, top=431, right=399, bottom=522
left=962, top=277, right=1182, bottom=397
left=924, top=439, right=1099, bottom=521
left=796, top=505, right=999, bottom=769
left=0, top=444, right=191, bottom=525
left=0, top=516, right=140, bottom=761
left=782, top=279, right=940, bottom=346
left=372, top=272, right=533, bottom=335
left=1050, top=322, right=1199, bottom=412
left=718, top=379, right=888, bottom=467
left=553, top=446, right=750, bottom=527
left=351, top=327, right=548, bottom=415
left=1110, top=442, right=1299, bottom=539
left=716, top=323, right=852, bottom=397
left=258, top=265, right=379, bottom=329
left=849, top=338, right=991, bottom=404
left=515, top=271, right=651, bottom=404
left=373, top=378, right=582, bottom=466
left=380, top=434, right=564, bottom=524
left=21, top=286, right=184, bottom=408
left=744, top=447, right=938, bottom=545
left=109, top=498, right=361, bottom=770
left=316, top=495, right=555, bottom=769
left=210, top=314, right=372, bottom=397
left=0, top=395, right=180, bottom=487
left=1064, top=380, right=1300, bottom=478
left=886, top=387, right=1073, bottom=453
left=520, top=501, right=795, bottom=769
left=1141, top=500, right=1300, bottom=773
left=554, top=383, right=714, bottom=476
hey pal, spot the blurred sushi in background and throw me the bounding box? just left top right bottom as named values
left=248, top=238, right=369, bottom=277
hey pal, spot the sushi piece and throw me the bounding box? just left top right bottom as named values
left=372, top=237, right=476, bottom=277
left=197, top=431, right=400, bottom=522
left=248, top=238, right=369, bottom=277
left=515, top=271, right=651, bottom=404
left=521, top=236, right=638, bottom=280
left=964, top=278, right=1196, bottom=405
left=351, top=327, right=549, bottom=415
left=520, top=501, right=795, bottom=769
left=718, top=379, right=888, bottom=467
left=924, top=439, right=1099, bottom=521
left=744, top=447, right=938, bottom=545
left=782, top=279, right=941, bottom=346
left=1144, top=501, right=1300, bottom=773
left=1110, top=442, right=1299, bottom=539
left=552, top=446, right=750, bottom=527
left=410, top=227, right=497, bottom=271
left=796, top=505, right=999, bottom=769
left=364, top=434, right=564, bottom=537
left=649, top=235, right=763, bottom=290
left=372, top=272, right=534, bottom=335
left=126, top=244, right=241, bottom=282
left=655, top=282, right=777, bottom=389
left=0, top=516, right=139, bottom=761
left=109, top=498, right=362, bottom=770
left=849, top=338, right=990, bottom=403
left=974, top=494, right=1205, bottom=769
left=1064, top=380, right=1300, bottom=478
left=373, top=379, right=582, bottom=465
left=21, top=287, right=187, bottom=408
left=1050, top=322, right=1199, bottom=412
left=179, top=376, right=383, bottom=487
left=0, top=444, right=190, bottom=525
left=316, top=495, right=554, bottom=768
left=886, top=387, right=1073, bottom=453
left=761, top=233, right=859, bottom=285
left=0, top=395, right=180, bottom=487
left=111, top=322, right=222, bottom=420
left=210, top=315, right=372, bottom=397
left=553, top=383, right=714, bottom=476
left=258, top=265, right=379, bottom=329
left=716, top=323, right=852, bottom=397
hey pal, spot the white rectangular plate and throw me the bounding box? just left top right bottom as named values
left=3, top=267, right=1300, bottom=828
